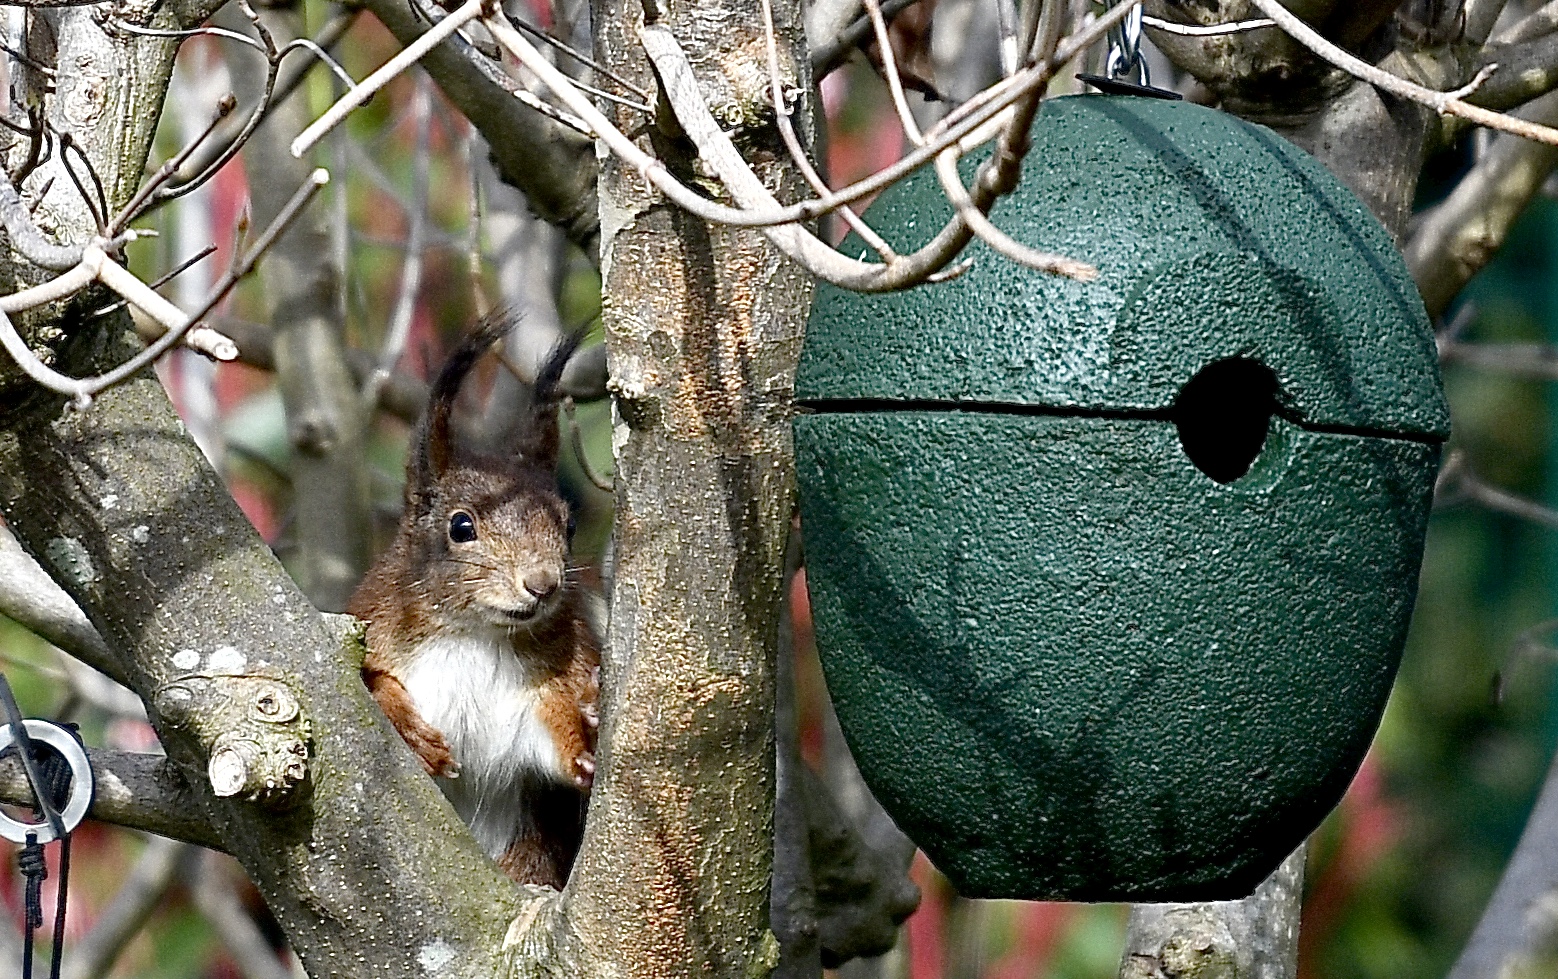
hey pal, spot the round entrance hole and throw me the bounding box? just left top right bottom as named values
left=1172, top=358, right=1279, bottom=484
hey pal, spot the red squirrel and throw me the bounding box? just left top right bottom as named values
left=348, top=315, right=600, bottom=889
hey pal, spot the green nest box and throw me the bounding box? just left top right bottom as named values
left=794, top=96, right=1449, bottom=902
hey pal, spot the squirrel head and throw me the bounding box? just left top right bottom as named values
left=404, top=314, right=584, bottom=632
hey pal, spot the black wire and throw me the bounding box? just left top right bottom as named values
left=18, top=833, right=43, bottom=979
left=50, top=835, right=69, bottom=979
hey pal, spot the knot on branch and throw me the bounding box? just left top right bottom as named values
left=1121, top=909, right=1241, bottom=979
left=153, top=671, right=312, bottom=809
left=501, top=889, right=566, bottom=973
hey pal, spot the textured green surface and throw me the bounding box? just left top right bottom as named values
left=798, top=96, right=1450, bottom=438
left=794, top=96, right=1448, bottom=900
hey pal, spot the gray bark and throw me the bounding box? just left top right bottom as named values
left=356, top=0, right=602, bottom=260
left=230, top=3, right=371, bottom=614
left=514, top=0, right=814, bottom=970
left=1118, top=849, right=1305, bottom=979
left=0, top=349, right=523, bottom=976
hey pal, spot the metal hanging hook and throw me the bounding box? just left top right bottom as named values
left=1104, top=1, right=1149, bottom=87
left=1076, top=2, right=1181, bottom=100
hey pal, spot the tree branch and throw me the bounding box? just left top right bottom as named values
left=353, top=0, right=601, bottom=259
left=1118, top=847, right=1305, bottom=979
left=231, top=1, right=371, bottom=613
left=1406, top=90, right=1558, bottom=317
left=1468, top=34, right=1558, bottom=112
left=1448, top=745, right=1558, bottom=978
left=0, top=330, right=524, bottom=975
left=61, top=836, right=193, bottom=979
left=0, top=521, right=124, bottom=685
left=0, top=748, right=222, bottom=850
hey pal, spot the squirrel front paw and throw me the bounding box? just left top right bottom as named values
left=408, top=723, right=461, bottom=779
left=572, top=750, right=596, bottom=790
left=580, top=665, right=600, bottom=730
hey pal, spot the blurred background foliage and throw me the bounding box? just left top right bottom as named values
left=2, top=0, right=1556, bottom=976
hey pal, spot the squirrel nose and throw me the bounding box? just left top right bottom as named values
left=522, top=572, right=559, bottom=600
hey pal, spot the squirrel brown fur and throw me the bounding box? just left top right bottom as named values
left=348, top=314, right=600, bottom=889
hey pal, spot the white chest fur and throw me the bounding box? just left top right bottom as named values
left=401, top=629, right=563, bottom=858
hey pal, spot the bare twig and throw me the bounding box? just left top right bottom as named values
left=0, top=172, right=82, bottom=270
left=760, top=0, right=896, bottom=259
left=110, top=95, right=240, bottom=234
left=0, top=171, right=326, bottom=405
left=507, top=13, right=654, bottom=101
left=810, top=0, right=923, bottom=77
left=855, top=0, right=1093, bottom=279
left=1406, top=89, right=1558, bottom=316
left=1496, top=0, right=1558, bottom=44
left=362, top=79, right=432, bottom=409
left=0, top=522, right=123, bottom=685
left=1437, top=451, right=1558, bottom=529
left=291, top=0, right=485, bottom=158
left=1248, top=0, right=1558, bottom=147
left=113, top=249, right=246, bottom=360
left=61, top=837, right=193, bottom=979
left=563, top=397, right=612, bottom=492
left=463, top=130, right=492, bottom=317
left=162, top=10, right=360, bottom=194
left=0, top=263, right=97, bottom=313
left=1440, top=340, right=1558, bottom=380
left=1468, top=0, right=1517, bottom=45
left=485, top=0, right=1136, bottom=239
left=630, top=14, right=1113, bottom=288
left=1142, top=14, right=1275, bottom=37
left=187, top=853, right=294, bottom=979
left=145, top=2, right=286, bottom=210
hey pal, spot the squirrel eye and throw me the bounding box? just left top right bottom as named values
left=566, top=510, right=578, bottom=542
left=448, top=511, right=477, bottom=544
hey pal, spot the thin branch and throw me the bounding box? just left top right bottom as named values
left=1496, top=0, right=1558, bottom=44
left=486, top=0, right=1137, bottom=241
left=1440, top=340, right=1558, bottom=380
left=630, top=15, right=1110, bottom=288
left=1247, top=0, right=1558, bottom=147
left=144, top=2, right=285, bottom=210
left=1405, top=89, right=1558, bottom=316
left=1141, top=14, right=1276, bottom=37
left=110, top=95, right=240, bottom=234
left=507, top=13, right=654, bottom=102
left=0, top=749, right=224, bottom=851
left=1467, top=33, right=1558, bottom=113
left=0, top=172, right=326, bottom=405
left=61, top=837, right=192, bottom=979
left=858, top=0, right=1093, bottom=279
left=0, top=522, right=124, bottom=686
left=290, top=0, right=485, bottom=158
left=463, top=130, right=492, bottom=317
left=810, top=0, right=923, bottom=78
left=1437, top=451, right=1558, bottom=529
left=563, top=397, right=612, bottom=492
left=186, top=853, right=294, bottom=979
left=0, top=263, right=97, bottom=313
left=0, top=172, right=82, bottom=270
left=362, top=80, right=432, bottom=408
left=760, top=0, right=896, bottom=259
left=354, top=0, right=601, bottom=259
left=171, top=13, right=360, bottom=184
left=1468, top=0, right=1516, bottom=45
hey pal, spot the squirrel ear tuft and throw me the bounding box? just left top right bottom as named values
left=412, top=311, right=515, bottom=485
left=516, top=329, right=586, bottom=471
